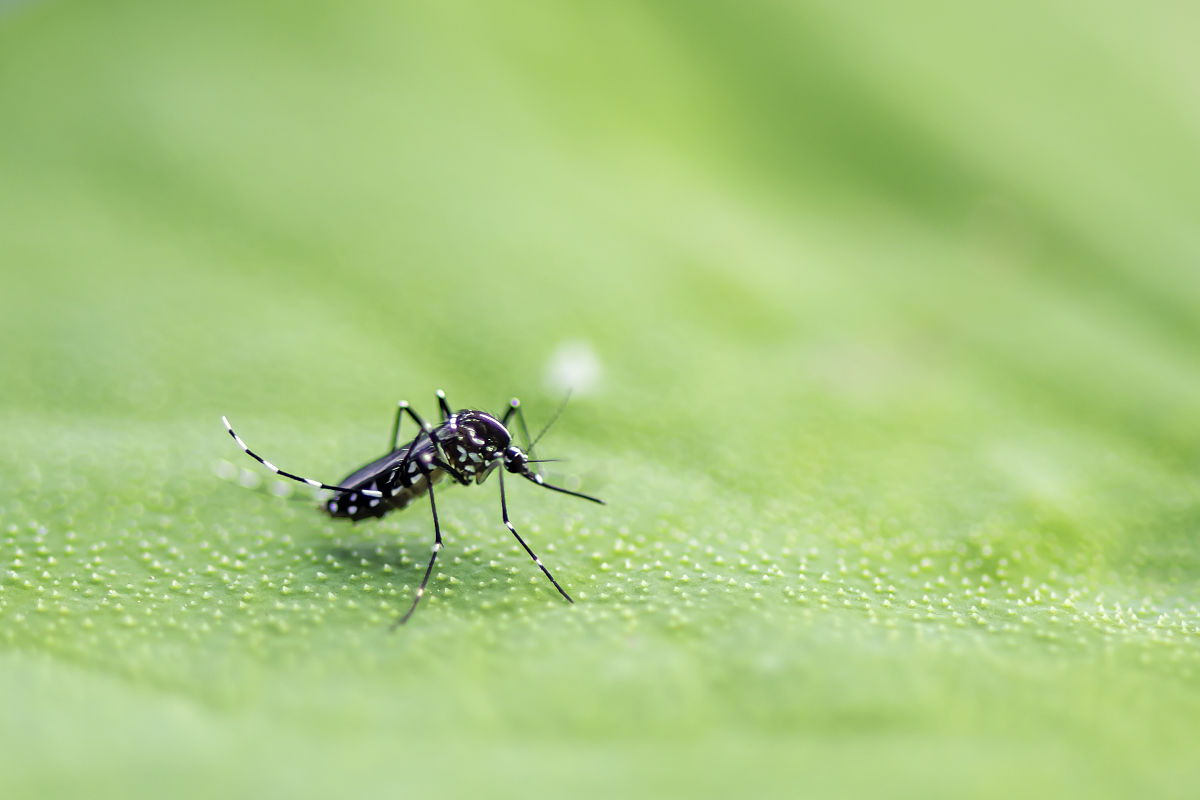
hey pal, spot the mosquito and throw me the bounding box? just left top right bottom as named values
left=222, top=391, right=602, bottom=627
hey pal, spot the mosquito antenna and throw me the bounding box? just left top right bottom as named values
left=530, top=389, right=573, bottom=453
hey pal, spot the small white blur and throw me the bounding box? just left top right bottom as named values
left=543, top=340, right=602, bottom=397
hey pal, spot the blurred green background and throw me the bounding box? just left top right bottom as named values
left=2, top=0, right=1199, bottom=797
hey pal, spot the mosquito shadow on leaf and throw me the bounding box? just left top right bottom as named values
left=319, top=541, right=413, bottom=573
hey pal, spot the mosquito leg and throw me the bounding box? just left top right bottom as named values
left=391, top=479, right=445, bottom=628
left=500, top=397, right=548, bottom=485
left=222, top=416, right=381, bottom=497
left=499, top=468, right=573, bottom=604
left=432, top=457, right=470, bottom=486
left=389, top=399, right=442, bottom=450
left=388, top=401, right=407, bottom=452
left=397, top=404, right=440, bottom=477
left=501, top=397, right=536, bottom=455
left=436, top=389, right=453, bottom=421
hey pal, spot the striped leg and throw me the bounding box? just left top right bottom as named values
left=397, top=403, right=440, bottom=480
left=391, top=479, right=445, bottom=629
left=498, top=468, right=573, bottom=604
left=501, top=398, right=535, bottom=453
left=388, top=402, right=406, bottom=452
left=503, top=392, right=574, bottom=462
left=435, top=389, right=453, bottom=421
left=222, top=416, right=382, bottom=497
left=388, top=400, right=437, bottom=452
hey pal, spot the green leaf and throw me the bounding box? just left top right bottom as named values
left=2, top=1, right=1198, bottom=798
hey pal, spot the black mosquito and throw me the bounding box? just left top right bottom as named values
left=222, top=391, right=603, bottom=627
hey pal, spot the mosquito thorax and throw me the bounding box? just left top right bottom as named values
left=446, top=410, right=511, bottom=453
left=436, top=410, right=513, bottom=480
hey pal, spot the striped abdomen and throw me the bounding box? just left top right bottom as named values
left=322, top=443, right=449, bottom=522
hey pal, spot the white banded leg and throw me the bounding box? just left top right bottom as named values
left=397, top=404, right=441, bottom=481
left=391, top=480, right=445, bottom=629
left=498, top=468, right=573, bottom=604
left=436, top=389, right=453, bottom=421
left=501, top=397, right=536, bottom=455
left=388, top=400, right=438, bottom=452
left=222, top=416, right=381, bottom=497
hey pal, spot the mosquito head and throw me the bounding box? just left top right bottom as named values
left=500, top=444, right=604, bottom=505
left=502, top=444, right=529, bottom=475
